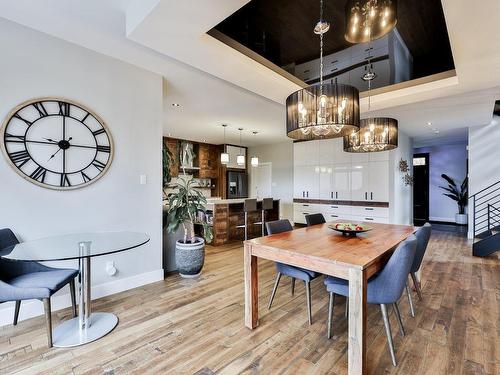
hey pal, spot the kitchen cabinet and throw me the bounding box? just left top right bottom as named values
left=199, top=144, right=218, bottom=178
left=294, top=165, right=320, bottom=199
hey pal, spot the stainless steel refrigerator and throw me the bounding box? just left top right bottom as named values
left=227, top=170, right=248, bottom=198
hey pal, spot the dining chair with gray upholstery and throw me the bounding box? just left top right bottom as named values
left=265, top=219, right=320, bottom=324
left=405, top=222, right=432, bottom=317
left=0, top=228, right=78, bottom=347
left=305, top=213, right=326, bottom=226
left=324, top=235, right=417, bottom=366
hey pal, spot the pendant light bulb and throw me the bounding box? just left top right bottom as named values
left=237, top=128, right=245, bottom=166
left=220, top=124, right=229, bottom=165
left=251, top=131, right=259, bottom=167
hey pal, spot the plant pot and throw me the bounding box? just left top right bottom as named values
left=175, top=237, right=205, bottom=278
left=455, top=213, right=468, bottom=225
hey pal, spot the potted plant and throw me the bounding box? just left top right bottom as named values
left=439, top=174, right=468, bottom=225
left=165, top=178, right=213, bottom=278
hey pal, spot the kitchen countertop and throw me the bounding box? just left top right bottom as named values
left=206, top=198, right=280, bottom=205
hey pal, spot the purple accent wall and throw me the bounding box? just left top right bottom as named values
left=414, top=142, right=468, bottom=222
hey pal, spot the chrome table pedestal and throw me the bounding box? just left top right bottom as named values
left=53, top=242, right=118, bottom=348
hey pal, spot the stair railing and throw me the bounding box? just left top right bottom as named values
left=471, top=180, right=500, bottom=237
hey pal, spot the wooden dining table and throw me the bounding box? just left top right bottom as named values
left=243, top=221, right=415, bottom=375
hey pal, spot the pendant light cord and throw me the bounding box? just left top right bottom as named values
left=319, top=0, right=324, bottom=94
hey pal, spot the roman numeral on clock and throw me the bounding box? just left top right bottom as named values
left=8, top=150, right=31, bottom=167
left=5, top=133, right=26, bottom=143
left=81, top=171, right=91, bottom=183
left=58, top=101, right=70, bottom=116
left=92, top=160, right=107, bottom=172
left=32, top=102, right=49, bottom=118
left=96, top=145, right=111, bottom=153
left=12, top=114, right=33, bottom=127
left=92, top=128, right=105, bottom=136
left=30, top=166, right=47, bottom=183
left=60, top=173, right=71, bottom=187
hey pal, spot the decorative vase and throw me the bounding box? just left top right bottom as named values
left=455, top=213, right=468, bottom=225
left=175, top=237, right=205, bottom=278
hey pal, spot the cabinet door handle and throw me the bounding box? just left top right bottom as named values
left=331, top=60, right=339, bottom=64
left=365, top=217, right=374, bottom=221
left=331, top=192, right=333, bottom=199
left=331, top=206, right=338, bottom=209
left=365, top=192, right=368, bottom=200
left=371, top=192, right=373, bottom=200
left=307, top=191, right=309, bottom=198
left=331, top=215, right=338, bottom=218
left=302, top=191, right=305, bottom=198
left=336, top=192, right=339, bottom=199
left=365, top=208, right=374, bottom=211
left=330, top=68, right=338, bottom=72
left=303, top=204, right=310, bottom=207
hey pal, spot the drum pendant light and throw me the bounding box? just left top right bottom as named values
left=286, top=0, right=360, bottom=140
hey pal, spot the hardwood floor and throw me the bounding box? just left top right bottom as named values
left=0, top=229, right=498, bottom=374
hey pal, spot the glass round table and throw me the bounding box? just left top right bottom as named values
left=0, top=231, right=150, bottom=348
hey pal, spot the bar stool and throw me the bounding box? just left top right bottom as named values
left=254, top=198, right=274, bottom=237
left=236, top=199, right=257, bottom=240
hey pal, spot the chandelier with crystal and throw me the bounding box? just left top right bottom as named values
left=286, top=0, right=360, bottom=140
left=345, top=0, right=397, bottom=44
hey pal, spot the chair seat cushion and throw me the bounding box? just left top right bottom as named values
left=8, top=269, right=78, bottom=296
left=276, top=263, right=319, bottom=282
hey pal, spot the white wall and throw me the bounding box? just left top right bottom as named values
left=389, top=131, right=414, bottom=225
left=248, top=141, right=294, bottom=221
left=0, top=20, right=163, bottom=324
left=468, top=116, right=500, bottom=237
left=414, top=142, right=468, bottom=222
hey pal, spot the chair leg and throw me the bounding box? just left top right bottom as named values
left=327, top=292, right=335, bottom=339
left=305, top=281, right=312, bottom=325
left=268, top=273, right=282, bottom=309
left=261, top=210, right=265, bottom=237
left=380, top=304, right=397, bottom=367
left=393, top=302, right=405, bottom=337
left=70, top=279, right=77, bottom=318
left=345, top=297, right=349, bottom=318
left=42, top=298, right=53, bottom=348
left=13, top=301, right=21, bottom=326
left=244, top=212, right=248, bottom=241
left=291, top=278, right=296, bottom=296
left=405, top=282, right=415, bottom=317
left=411, top=272, right=423, bottom=301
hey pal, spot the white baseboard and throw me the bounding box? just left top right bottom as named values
left=0, top=269, right=164, bottom=327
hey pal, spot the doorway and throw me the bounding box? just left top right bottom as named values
left=413, top=153, right=429, bottom=226
left=252, top=163, right=272, bottom=199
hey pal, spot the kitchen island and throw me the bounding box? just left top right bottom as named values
left=206, top=198, right=280, bottom=246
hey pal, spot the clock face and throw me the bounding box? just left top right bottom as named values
left=1, top=98, right=113, bottom=189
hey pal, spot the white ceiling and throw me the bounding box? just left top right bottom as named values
left=0, top=0, right=499, bottom=146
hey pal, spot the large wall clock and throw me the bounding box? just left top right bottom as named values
left=1, top=98, right=113, bottom=190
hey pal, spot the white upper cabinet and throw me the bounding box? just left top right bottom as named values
left=350, top=163, right=369, bottom=201
left=368, top=161, right=389, bottom=202
left=294, top=141, right=319, bottom=166
left=319, top=165, right=334, bottom=200
left=333, top=164, right=351, bottom=200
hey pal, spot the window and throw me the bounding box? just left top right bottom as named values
left=413, top=157, right=426, bottom=166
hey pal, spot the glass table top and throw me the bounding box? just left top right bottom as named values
left=0, top=231, right=150, bottom=262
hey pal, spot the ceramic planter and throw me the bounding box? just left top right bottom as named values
left=175, top=237, right=205, bottom=278
left=455, top=213, right=468, bottom=225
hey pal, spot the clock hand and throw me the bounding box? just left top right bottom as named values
left=44, top=138, right=57, bottom=143
left=47, top=148, right=62, bottom=162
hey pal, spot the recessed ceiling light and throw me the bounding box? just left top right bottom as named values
left=434, top=129, right=440, bottom=134
left=172, top=103, right=180, bottom=107
left=427, top=122, right=432, bottom=126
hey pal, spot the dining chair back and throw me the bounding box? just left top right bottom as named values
left=265, top=219, right=319, bottom=325
left=305, top=213, right=326, bottom=226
